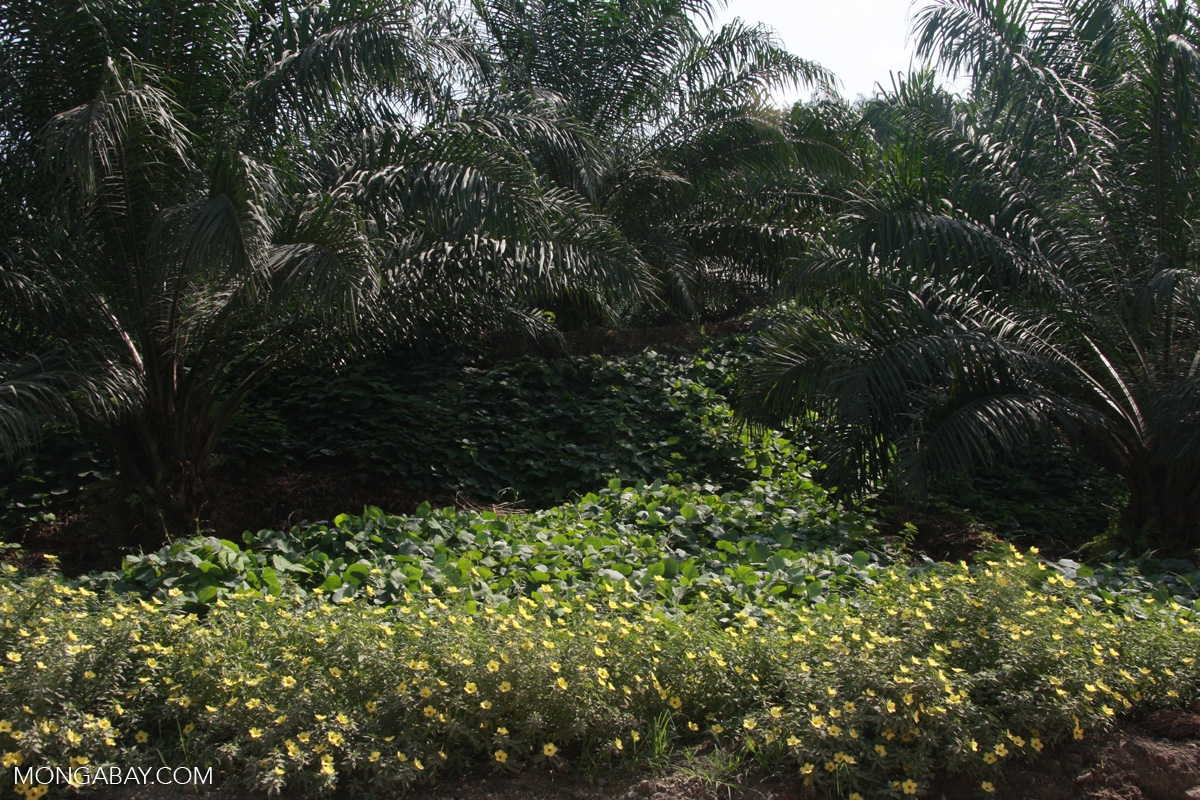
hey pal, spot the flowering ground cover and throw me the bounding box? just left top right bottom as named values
left=5, top=338, right=1200, bottom=799
left=2, top=544, right=1198, bottom=799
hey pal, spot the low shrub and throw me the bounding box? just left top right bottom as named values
left=82, top=464, right=891, bottom=617
left=220, top=341, right=761, bottom=506
left=2, top=548, right=1198, bottom=799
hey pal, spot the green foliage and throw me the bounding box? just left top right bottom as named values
left=2, top=548, right=1199, bottom=799
left=468, top=0, right=836, bottom=323
left=84, top=461, right=890, bottom=617
left=0, top=0, right=651, bottom=533
left=742, top=0, right=1200, bottom=552
left=929, top=442, right=1127, bottom=550
left=0, top=434, right=114, bottom=533
left=223, top=340, right=766, bottom=505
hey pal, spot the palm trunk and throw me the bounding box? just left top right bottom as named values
left=1121, top=466, right=1200, bottom=555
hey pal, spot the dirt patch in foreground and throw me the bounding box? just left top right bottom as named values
left=90, top=713, right=1200, bottom=800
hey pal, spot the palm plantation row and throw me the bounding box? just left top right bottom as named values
left=2, top=0, right=1200, bottom=553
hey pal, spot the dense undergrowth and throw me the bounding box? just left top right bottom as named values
left=0, top=336, right=1134, bottom=550
left=4, top=335, right=1200, bottom=799
left=220, top=342, right=757, bottom=506
left=86, top=470, right=890, bottom=615
left=2, top=549, right=1199, bottom=800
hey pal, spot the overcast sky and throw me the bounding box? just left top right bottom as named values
left=712, top=0, right=950, bottom=104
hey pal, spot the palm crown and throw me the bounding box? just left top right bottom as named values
left=741, top=0, right=1200, bottom=552
left=0, top=0, right=649, bottom=532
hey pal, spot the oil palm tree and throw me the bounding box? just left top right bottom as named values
left=468, top=0, right=843, bottom=322
left=0, top=0, right=647, bottom=533
left=741, top=0, right=1200, bottom=553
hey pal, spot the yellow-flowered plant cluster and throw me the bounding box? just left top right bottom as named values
left=1, top=547, right=1197, bottom=799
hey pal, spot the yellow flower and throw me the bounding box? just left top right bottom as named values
left=875, top=744, right=887, bottom=756
left=365, top=701, right=378, bottom=713
left=465, top=682, right=478, bottom=694
left=420, top=687, right=433, bottom=698
left=135, top=731, right=149, bottom=743
left=249, top=728, right=263, bottom=738
left=281, top=676, right=296, bottom=688
left=711, top=724, right=724, bottom=734
left=983, top=752, right=997, bottom=764
left=982, top=781, right=995, bottom=793
left=369, top=751, right=380, bottom=762
left=902, top=779, right=918, bottom=795
left=495, top=750, right=508, bottom=763
left=500, top=681, right=512, bottom=693
left=424, top=706, right=436, bottom=718
left=183, top=724, right=195, bottom=735
left=286, top=740, right=300, bottom=757
left=1031, top=737, right=1043, bottom=752
left=669, top=696, right=682, bottom=709
left=886, top=700, right=896, bottom=713
left=487, top=660, right=500, bottom=672
left=557, top=678, right=568, bottom=690
left=5, top=653, right=20, bottom=663
left=543, top=743, right=558, bottom=757
left=327, top=731, right=344, bottom=746
left=83, top=671, right=96, bottom=679
left=994, top=743, right=1008, bottom=757
left=742, top=718, right=757, bottom=731
left=550, top=662, right=561, bottom=672
left=336, top=713, right=349, bottom=725
left=1074, top=727, right=1085, bottom=740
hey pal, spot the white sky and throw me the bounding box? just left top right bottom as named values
left=712, top=0, right=952, bottom=105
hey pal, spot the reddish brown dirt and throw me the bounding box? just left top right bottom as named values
left=881, top=507, right=997, bottom=563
